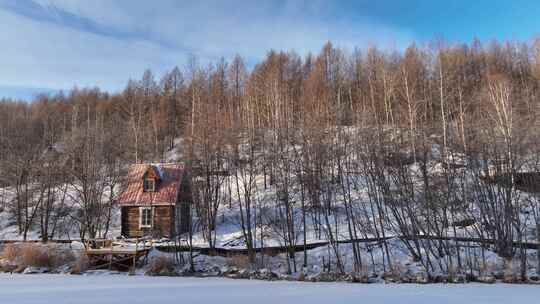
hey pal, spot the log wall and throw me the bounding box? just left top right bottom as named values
left=121, top=205, right=175, bottom=238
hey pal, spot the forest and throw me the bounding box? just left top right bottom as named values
left=0, top=39, right=540, bottom=280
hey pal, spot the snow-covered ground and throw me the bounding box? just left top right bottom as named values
left=0, top=274, right=537, bottom=304
left=1, top=136, right=539, bottom=280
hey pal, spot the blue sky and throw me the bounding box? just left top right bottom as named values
left=1, top=0, right=539, bottom=101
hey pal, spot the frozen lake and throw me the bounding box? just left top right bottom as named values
left=0, top=273, right=537, bottom=304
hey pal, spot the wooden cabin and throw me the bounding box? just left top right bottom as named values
left=115, top=164, right=191, bottom=239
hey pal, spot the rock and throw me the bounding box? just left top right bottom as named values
left=1, top=264, right=17, bottom=273
left=23, top=267, right=49, bottom=274
left=350, top=274, right=378, bottom=284
left=381, top=272, right=400, bottom=283
left=476, top=275, right=496, bottom=284
left=238, top=269, right=249, bottom=278
left=225, top=268, right=251, bottom=279
left=159, top=269, right=179, bottom=276
left=53, top=265, right=72, bottom=274
left=433, top=274, right=449, bottom=283
left=502, top=276, right=520, bottom=284
left=177, top=269, right=191, bottom=277
left=414, top=273, right=430, bottom=284
left=14, top=266, right=26, bottom=274
left=249, top=269, right=279, bottom=281
left=314, top=272, right=339, bottom=282
left=144, top=267, right=179, bottom=277
left=222, top=266, right=240, bottom=277
left=204, top=266, right=221, bottom=277
left=267, top=271, right=279, bottom=281
left=465, top=273, right=476, bottom=282
left=493, top=271, right=504, bottom=280
left=450, top=274, right=467, bottom=283
left=279, top=274, right=295, bottom=281
left=70, top=268, right=84, bottom=275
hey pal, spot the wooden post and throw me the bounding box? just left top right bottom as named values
left=109, top=247, right=113, bottom=270
left=131, top=255, right=136, bottom=274
left=132, top=239, right=138, bottom=274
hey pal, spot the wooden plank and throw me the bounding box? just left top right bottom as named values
left=85, top=248, right=150, bottom=255
left=155, top=235, right=540, bottom=256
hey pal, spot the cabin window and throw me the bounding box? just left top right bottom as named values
left=140, top=207, right=152, bottom=228
left=143, top=178, right=155, bottom=192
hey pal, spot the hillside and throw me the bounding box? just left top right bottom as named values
left=1, top=39, right=540, bottom=282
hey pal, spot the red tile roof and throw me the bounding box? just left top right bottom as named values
left=116, top=163, right=185, bottom=206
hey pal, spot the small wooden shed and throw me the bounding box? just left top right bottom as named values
left=115, top=164, right=191, bottom=238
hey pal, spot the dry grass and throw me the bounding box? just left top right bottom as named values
left=503, top=259, right=521, bottom=283
left=390, top=260, right=407, bottom=277
left=70, top=253, right=89, bottom=274
left=1, top=243, right=19, bottom=262
left=227, top=254, right=251, bottom=269
left=21, top=244, right=54, bottom=267
left=1, top=243, right=74, bottom=269
left=147, top=256, right=177, bottom=276
left=479, top=260, right=497, bottom=277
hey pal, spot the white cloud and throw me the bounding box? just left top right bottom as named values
left=0, top=9, right=181, bottom=92
left=0, top=1, right=415, bottom=94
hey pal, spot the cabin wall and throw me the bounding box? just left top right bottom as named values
left=121, top=205, right=175, bottom=238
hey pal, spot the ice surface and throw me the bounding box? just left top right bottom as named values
left=0, top=274, right=537, bottom=304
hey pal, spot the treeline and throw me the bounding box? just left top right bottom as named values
left=1, top=40, right=540, bottom=278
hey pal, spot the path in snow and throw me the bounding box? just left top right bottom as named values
left=0, top=274, right=537, bottom=304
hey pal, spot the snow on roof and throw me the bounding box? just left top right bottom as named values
left=154, top=164, right=164, bottom=180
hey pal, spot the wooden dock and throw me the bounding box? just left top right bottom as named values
left=84, top=239, right=152, bottom=271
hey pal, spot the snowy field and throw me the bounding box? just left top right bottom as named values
left=0, top=274, right=537, bottom=304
